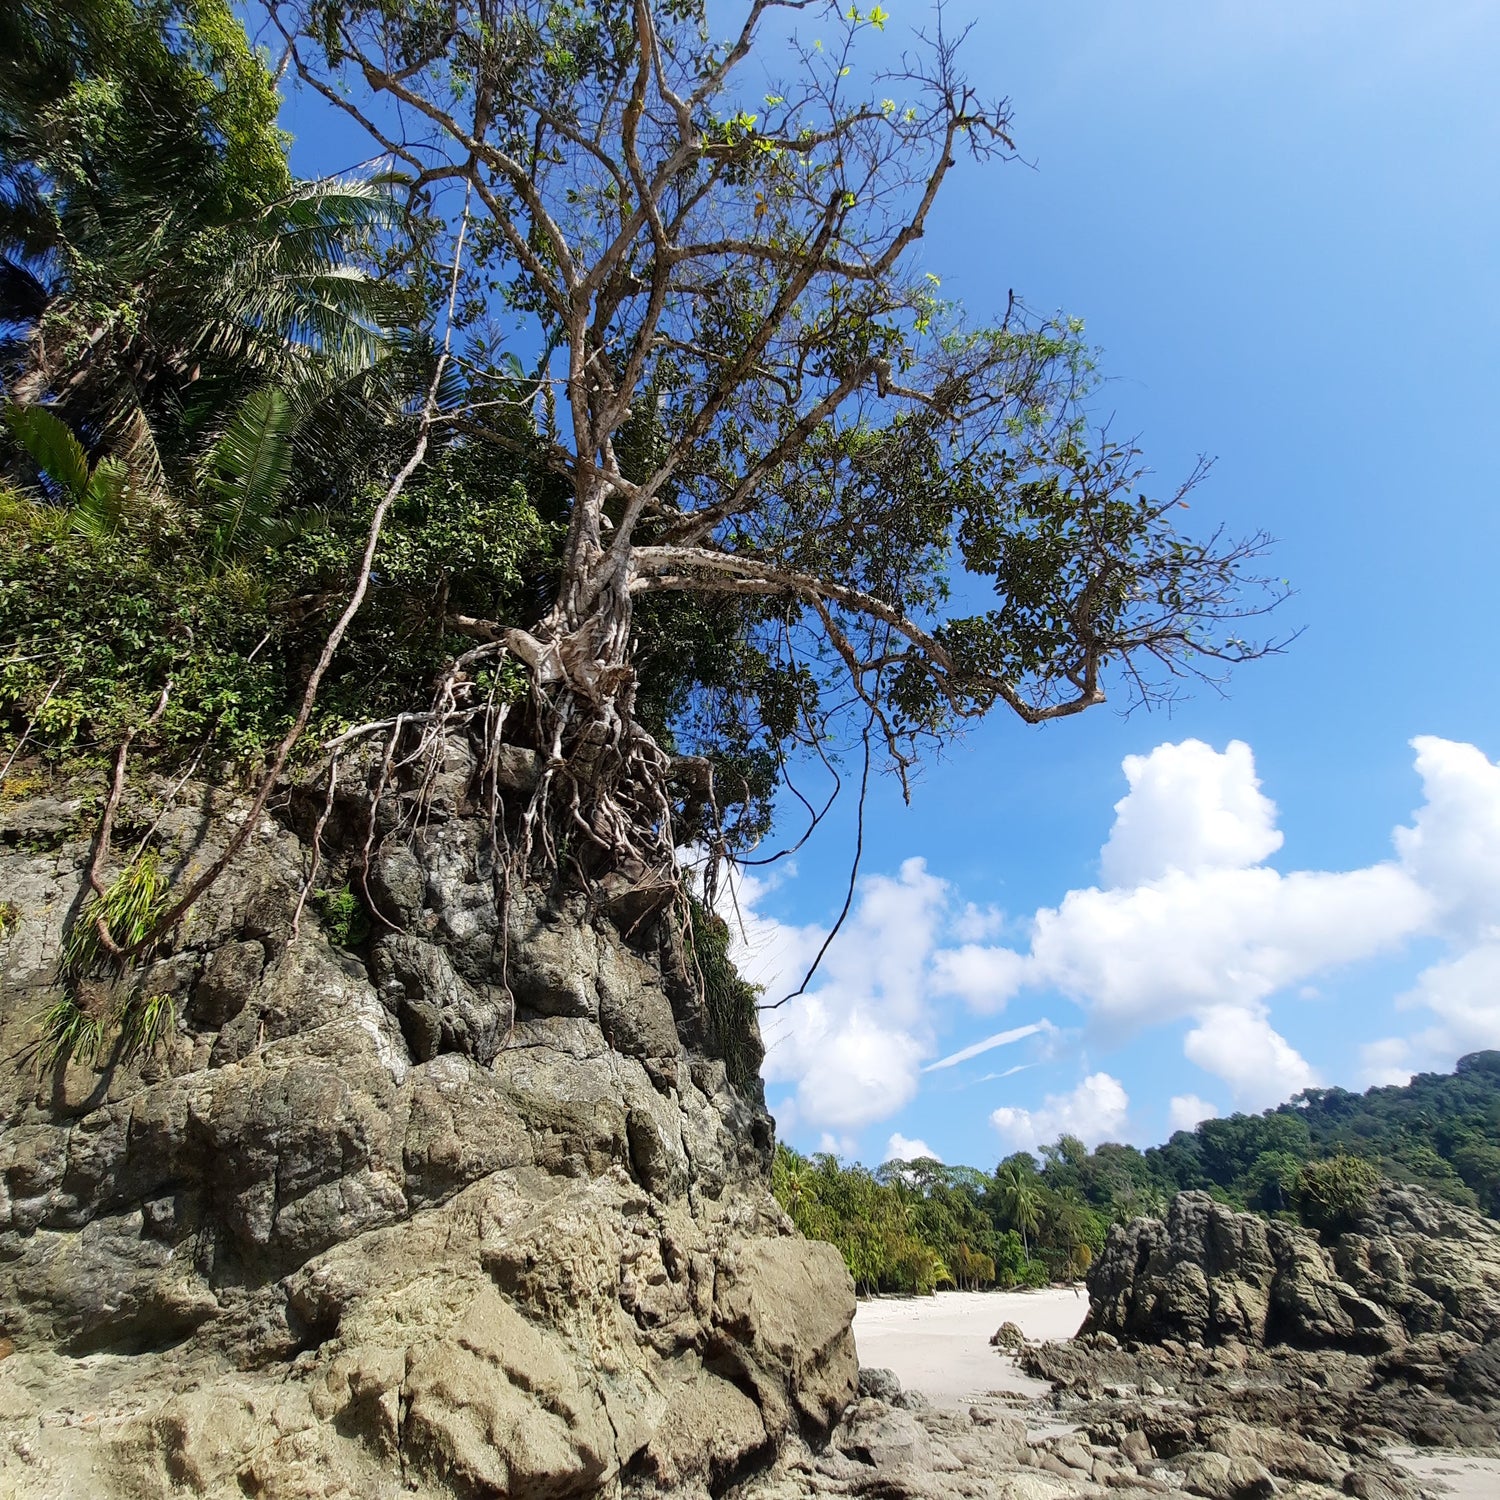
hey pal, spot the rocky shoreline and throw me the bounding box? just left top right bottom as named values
left=731, top=1186, right=1500, bottom=1499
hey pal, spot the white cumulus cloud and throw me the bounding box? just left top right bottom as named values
left=741, top=858, right=950, bottom=1133
left=925, top=737, right=1500, bottom=1106
left=991, top=1072, right=1130, bottom=1153
left=950, top=902, right=1007, bottom=942
left=725, top=734, right=1500, bottom=1147
left=886, top=1133, right=940, bottom=1163
left=1101, top=738, right=1283, bottom=887
left=1168, top=1094, right=1219, bottom=1133
left=931, top=942, right=1029, bottom=1013
left=1183, top=1004, right=1318, bottom=1105
left=1394, top=737, right=1500, bottom=939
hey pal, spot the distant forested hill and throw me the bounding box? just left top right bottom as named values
left=1155, top=1050, right=1500, bottom=1217
left=774, top=1051, right=1500, bottom=1296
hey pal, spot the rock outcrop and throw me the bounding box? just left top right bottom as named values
left=0, top=754, right=857, bottom=1498
left=1021, top=1185, right=1500, bottom=1479
left=732, top=1183, right=1500, bottom=1500
left=737, top=1366, right=1434, bottom=1500
left=1083, top=1186, right=1500, bottom=1354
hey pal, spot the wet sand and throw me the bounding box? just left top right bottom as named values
left=851, top=1287, right=1087, bottom=1408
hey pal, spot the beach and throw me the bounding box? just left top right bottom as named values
left=1386, top=1447, right=1500, bottom=1500
left=853, top=1290, right=1500, bottom=1497
left=852, top=1286, right=1087, bottom=1408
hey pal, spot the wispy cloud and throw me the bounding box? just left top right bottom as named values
left=923, top=1022, right=1053, bottom=1073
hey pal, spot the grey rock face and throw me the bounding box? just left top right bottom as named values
left=0, top=772, right=856, bottom=1499
left=1017, top=1183, right=1500, bottom=1486
left=1081, top=1187, right=1500, bottom=1354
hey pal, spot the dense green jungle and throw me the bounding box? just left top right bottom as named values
left=773, top=1051, right=1500, bottom=1295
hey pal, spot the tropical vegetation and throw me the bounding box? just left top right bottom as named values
left=2, top=0, right=1280, bottom=1046
left=773, top=1051, right=1500, bottom=1295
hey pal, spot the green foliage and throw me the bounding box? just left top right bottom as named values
left=198, top=386, right=299, bottom=560
left=776, top=1056, right=1500, bottom=1293
left=35, top=986, right=175, bottom=1069
left=772, top=1146, right=953, bottom=1294
left=1244, top=1150, right=1304, bottom=1214
left=0, top=0, right=406, bottom=442
left=1146, top=1051, right=1500, bottom=1217
left=61, top=849, right=169, bottom=976
left=117, top=989, right=176, bottom=1061
left=0, top=410, right=559, bottom=766
left=313, top=885, right=368, bottom=949
left=36, top=994, right=105, bottom=1069
left=1296, top=1154, right=1381, bottom=1234
left=684, top=899, right=764, bottom=1092
left=774, top=1145, right=1056, bottom=1294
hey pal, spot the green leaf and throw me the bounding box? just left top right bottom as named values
left=200, top=385, right=298, bottom=559
left=5, top=404, right=90, bottom=501
left=71, top=457, right=132, bottom=541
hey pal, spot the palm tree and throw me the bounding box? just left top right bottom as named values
left=996, top=1163, right=1042, bottom=1260
left=1, top=0, right=409, bottom=496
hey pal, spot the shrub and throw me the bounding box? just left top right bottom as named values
left=1297, top=1154, right=1380, bottom=1233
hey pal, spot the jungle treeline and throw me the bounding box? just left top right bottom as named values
left=773, top=1051, right=1500, bottom=1296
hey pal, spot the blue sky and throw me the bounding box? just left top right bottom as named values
left=268, top=3, right=1500, bottom=1168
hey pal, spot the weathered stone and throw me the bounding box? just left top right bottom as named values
left=0, top=771, right=837, bottom=1500
left=712, top=1234, right=860, bottom=1435
left=859, top=1367, right=905, bottom=1403
left=1342, top=1467, right=1426, bottom=1500
left=1086, top=1191, right=1430, bottom=1354
left=837, top=1400, right=933, bottom=1471
left=373, top=931, right=507, bottom=1064
left=402, top=1287, right=616, bottom=1498
left=190, top=938, right=263, bottom=1028
left=641, top=1373, right=770, bottom=1489
left=505, top=892, right=601, bottom=1018
left=991, top=1319, right=1028, bottom=1351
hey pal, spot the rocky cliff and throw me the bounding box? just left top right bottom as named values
left=0, top=750, right=857, bottom=1499
left=1081, top=1184, right=1500, bottom=1360
left=1020, top=1185, right=1500, bottom=1494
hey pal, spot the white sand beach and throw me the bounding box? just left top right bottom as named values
left=1387, top=1446, right=1500, bottom=1500
left=853, top=1291, right=1500, bottom=1499
left=852, top=1287, right=1087, bottom=1408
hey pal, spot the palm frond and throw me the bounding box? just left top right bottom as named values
left=99, top=383, right=170, bottom=499
left=200, top=384, right=298, bottom=558
left=4, top=400, right=89, bottom=497
left=70, top=455, right=131, bottom=541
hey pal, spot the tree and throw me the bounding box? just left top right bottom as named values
left=257, top=0, right=1282, bottom=901
left=994, top=1160, right=1041, bottom=1258
left=1244, top=1149, right=1303, bottom=1214
left=2, top=0, right=412, bottom=496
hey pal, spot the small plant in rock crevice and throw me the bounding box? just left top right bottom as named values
left=36, top=995, right=106, bottom=1070
left=683, top=898, right=763, bottom=1093
left=61, top=849, right=170, bottom=978
left=313, top=884, right=370, bottom=949
left=35, top=987, right=177, bottom=1070
left=35, top=850, right=178, bottom=1070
